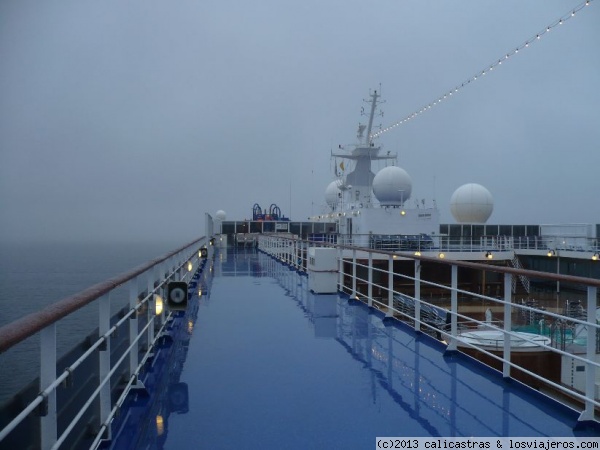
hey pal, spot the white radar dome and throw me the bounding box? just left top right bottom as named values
left=215, top=210, right=227, bottom=221
left=325, top=180, right=342, bottom=208
left=450, top=183, right=493, bottom=223
left=372, top=166, right=412, bottom=206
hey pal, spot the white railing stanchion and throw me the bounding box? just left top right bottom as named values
left=367, top=251, right=373, bottom=307
left=40, top=324, right=57, bottom=450
left=292, top=240, right=297, bottom=268
left=147, top=270, right=155, bottom=350
left=128, top=277, right=139, bottom=380
left=414, top=259, right=421, bottom=333
left=448, top=264, right=458, bottom=351
left=503, top=273, right=512, bottom=378
left=351, top=249, right=357, bottom=299
left=387, top=255, right=394, bottom=317
left=98, top=293, right=111, bottom=441
left=580, top=286, right=598, bottom=422
left=338, top=246, right=343, bottom=291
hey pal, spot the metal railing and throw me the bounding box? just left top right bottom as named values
left=0, top=237, right=208, bottom=450
left=307, top=233, right=600, bottom=254
left=513, top=236, right=599, bottom=252
left=258, top=234, right=600, bottom=423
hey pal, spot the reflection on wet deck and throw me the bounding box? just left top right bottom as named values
left=109, top=249, right=598, bottom=450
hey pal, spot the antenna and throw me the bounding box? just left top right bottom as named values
left=365, top=90, right=379, bottom=145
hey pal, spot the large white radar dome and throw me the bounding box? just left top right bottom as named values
left=450, top=183, right=493, bottom=223
left=325, top=180, right=342, bottom=208
left=372, top=166, right=412, bottom=206
left=215, top=210, right=227, bottom=221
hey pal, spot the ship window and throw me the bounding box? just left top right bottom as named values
left=314, top=223, right=326, bottom=234
left=499, top=225, right=512, bottom=236
left=355, top=190, right=360, bottom=201
left=449, top=225, right=462, bottom=237
left=472, top=225, right=484, bottom=237
left=513, top=225, right=525, bottom=237
left=485, top=225, right=499, bottom=236
left=290, top=222, right=301, bottom=236
left=526, top=225, right=540, bottom=236
left=439, top=224, right=449, bottom=235
left=222, top=222, right=235, bottom=234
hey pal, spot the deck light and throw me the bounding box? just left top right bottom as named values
left=155, top=295, right=164, bottom=316
left=438, top=253, right=445, bottom=259
left=414, top=251, right=421, bottom=256
left=547, top=250, right=556, bottom=257
left=485, top=251, right=493, bottom=259
left=187, top=261, right=193, bottom=272
left=592, top=252, right=599, bottom=261
left=156, top=415, right=164, bottom=436
left=400, top=210, right=406, bottom=216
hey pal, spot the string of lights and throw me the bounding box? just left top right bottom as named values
left=370, top=0, right=595, bottom=140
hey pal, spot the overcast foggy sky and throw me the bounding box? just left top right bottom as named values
left=0, top=0, right=598, bottom=244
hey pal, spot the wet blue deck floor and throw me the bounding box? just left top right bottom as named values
left=110, top=249, right=598, bottom=450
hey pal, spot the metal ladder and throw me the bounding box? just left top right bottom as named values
left=509, top=254, right=531, bottom=294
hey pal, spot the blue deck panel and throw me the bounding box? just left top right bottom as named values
left=109, top=249, right=598, bottom=450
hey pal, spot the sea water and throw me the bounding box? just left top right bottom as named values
left=0, top=240, right=181, bottom=405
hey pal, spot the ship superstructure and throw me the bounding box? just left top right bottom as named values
left=313, top=90, right=440, bottom=244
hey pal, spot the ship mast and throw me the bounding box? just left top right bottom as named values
left=330, top=89, right=397, bottom=210
left=365, top=90, right=379, bottom=145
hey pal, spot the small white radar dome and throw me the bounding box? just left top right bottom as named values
left=325, top=180, right=342, bottom=208
left=450, top=183, right=493, bottom=223
left=215, top=210, right=227, bottom=221
left=372, top=166, right=412, bottom=206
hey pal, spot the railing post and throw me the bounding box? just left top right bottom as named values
left=447, top=264, right=458, bottom=351
left=367, top=251, right=373, bottom=308
left=414, top=259, right=421, bottom=333
left=503, top=273, right=512, bottom=378
left=579, top=286, right=598, bottom=422
left=155, top=263, right=164, bottom=330
left=40, top=324, right=57, bottom=450
left=387, top=255, right=394, bottom=317
left=351, top=249, right=357, bottom=299
left=147, top=270, right=155, bottom=349
left=293, top=240, right=298, bottom=269
left=338, top=247, right=343, bottom=291
left=128, top=277, right=139, bottom=380
left=99, top=293, right=111, bottom=440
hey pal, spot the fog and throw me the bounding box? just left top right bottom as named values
left=1, top=0, right=598, bottom=244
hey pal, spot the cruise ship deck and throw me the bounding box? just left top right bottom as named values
left=107, top=248, right=598, bottom=450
